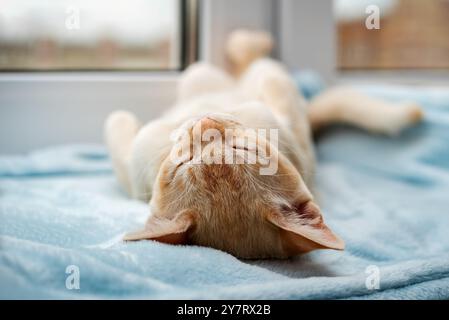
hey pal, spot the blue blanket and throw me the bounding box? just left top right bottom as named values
left=1, top=84, right=449, bottom=299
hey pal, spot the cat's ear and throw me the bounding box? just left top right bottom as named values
left=267, top=201, right=344, bottom=254
left=123, top=210, right=195, bottom=245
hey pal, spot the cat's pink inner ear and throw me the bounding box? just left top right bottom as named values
left=123, top=211, right=195, bottom=245
left=268, top=201, right=345, bottom=255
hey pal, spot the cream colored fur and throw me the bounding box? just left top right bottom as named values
left=105, top=30, right=422, bottom=259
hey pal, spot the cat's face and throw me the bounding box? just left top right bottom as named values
left=124, top=114, right=344, bottom=258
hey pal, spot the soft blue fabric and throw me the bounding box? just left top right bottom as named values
left=1, top=84, right=449, bottom=299
left=292, top=70, right=326, bottom=100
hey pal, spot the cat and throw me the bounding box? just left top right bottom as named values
left=105, top=30, right=423, bottom=259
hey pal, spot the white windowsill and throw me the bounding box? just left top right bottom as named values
left=337, top=70, right=449, bottom=86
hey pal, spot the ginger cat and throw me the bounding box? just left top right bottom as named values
left=105, top=30, right=422, bottom=259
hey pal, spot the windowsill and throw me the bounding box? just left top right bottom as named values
left=0, top=71, right=180, bottom=153
left=336, top=70, right=449, bottom=87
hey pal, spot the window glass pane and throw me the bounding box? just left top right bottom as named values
left=335, top=0, right=449, bottom=70
left=0, top=0, right=181, bottom=70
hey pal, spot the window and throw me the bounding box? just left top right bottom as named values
left=0, top=0, right=197, bottom=71
left=335, top=0, right=449, bottom=70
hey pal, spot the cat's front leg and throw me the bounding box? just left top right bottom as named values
left=128, top=118, right=177, bottom=202
left=105, top=110, right=141, bottom=196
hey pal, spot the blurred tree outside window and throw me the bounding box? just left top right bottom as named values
left=0, top=0, right=181, bottom=70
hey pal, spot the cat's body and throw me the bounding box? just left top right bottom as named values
left=111, top=59, right=315, bottom=202
left=105, top=30, right=422, bottom=259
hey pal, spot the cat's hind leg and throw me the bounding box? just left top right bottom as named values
left=226, top=29, right=273, bottom=76
left=308, top=87, right=423, bottom=135
left=104, top=111, right=141, bottom=195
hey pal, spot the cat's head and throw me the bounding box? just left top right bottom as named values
left=124, top=113, right=344, bottom=258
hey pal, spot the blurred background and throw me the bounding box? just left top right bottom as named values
left=1, top=0, right=448, bottom=71
left=336, top=0, right=449, bottom=70
left=0, top=0, right=181, bottom=70
left=0, top=0, right=448, bottom=152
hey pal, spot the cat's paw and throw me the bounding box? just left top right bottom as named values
left=386, top=102, right=424, bottom=136
left=226, top=29, right=273, bottom=74
left=104, top=110, right=141, bottom=145
left=405, top=103, right=424, bottom=124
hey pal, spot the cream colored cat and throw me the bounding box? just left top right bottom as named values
left=105, top=30, right=422, bottom=259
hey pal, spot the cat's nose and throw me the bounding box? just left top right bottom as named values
left=193, top=116, right=224, bottom=134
